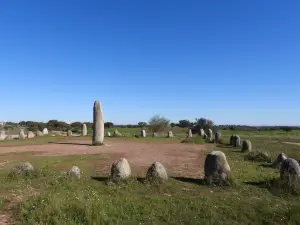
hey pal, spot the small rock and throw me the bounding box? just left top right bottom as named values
left=107, top=131, right=111, bottom=137
left=280, top=158, right=300, bottom=188
left=68, top=166, right=80, bottom=179
left=27, top=131, right=35, bottom=139
left=152, top=132, right=158, bottom=137
left=0, top=130, right=6, bottom=141
left=215, top=132, right=221, bottom=143
left=141, top=129, right=146, bottom=138
left=204, top=151, right=231, bottom=185
left=114, top=130, right=122, bottom=137
left=43, top=128, right=48, bottom=135
left=82, top=124, right=87, bottom=136
left=110, top=158, right=131, bottom=183
left=241, top=140, right=252, bottom=152
left=19, top=129, right=26, bottom=140
left=167, top=131, right=173, bottom=138
left=146, top=162, right=168, bottom=183
left=13, top=162, right=34, bottom=174
left=188, top=129, right=193, bottom=138
left=199, top=129, right=205, bottom=137
left=36, top=131, right=44, bottom=136
left=5, top=135, right=13, bottom=140
left=67, top=130, right=72, bottom=136
left=234, top=135, right=241, bottom=148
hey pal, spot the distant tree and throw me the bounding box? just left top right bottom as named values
left=148, top=115, right=170, bottom=133
left=178, top=120, right=192, bottom=128
left=104, top=122, right=114, bottom=128
left=71, top=122, right=82, bottom=128
left=195, top=118, right=214, bottom=130
left=170, top=123, right=176, bottom=127
left=281, top=126, right=293, bottom=134
left=138, top=122, right=147, bottom=127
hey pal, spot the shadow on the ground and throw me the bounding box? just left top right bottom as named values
left=259, top=163, right=274, bottom=168
left=171, top=176, right=205, bottom=185
left=243, top=179, right=300, bottom=196
left=91, top=176, right=108, bottom=182
left=48, top=141, right=92, bottom=146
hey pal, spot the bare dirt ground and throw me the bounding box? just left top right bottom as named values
left=0, top=139, right=207, bottom=177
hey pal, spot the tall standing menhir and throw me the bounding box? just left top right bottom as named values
left=92, top=100, right=104, bottom=146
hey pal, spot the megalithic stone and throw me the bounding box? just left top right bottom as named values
left=92, top=100, right=104, bottom=146
left=82, top=124, right=87, bottom=136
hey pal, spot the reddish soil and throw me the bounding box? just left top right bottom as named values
left=0, top=139, right=207, bottom=178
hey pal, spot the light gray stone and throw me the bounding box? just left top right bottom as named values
left=36, top=131, right=44, bottom=136
left=110, top=158, right=131, bottom=182
left=204, top=151, right=231, bottom=185
left=207, top=129, right=213, bottom=141
left=280, top=158, right=300, bottom=188
left=234, top=135, right=241, bottom=148
left=27, top=131, right=35, bottom=139
left=13, top=162, right=34, bottom=174
left=67, top=130, right=72, bottom=136
left=82, top=124, right=87, bottom=136
left=92, top=101, right=104, bottom=145
left=146, top=161, right=168, bottom=183
left=114, top=130, right=122, bottom=137
left=5, top=135, right=13, bottom=140
left=215, top=132, right=221, bottom=143
left=152, top=132, right=158, bottom=137
left=107, top=131, right=111, bottom=137
left=19, top=129, right=26, bottom=140
left=0, top=130, right=5, bottom=141
left=42, top=128, right=48, bottom=135
left=167, top=131, right=173, bottom=138
left=188, top=129, right=193, bottom=138
left=141, top=129, right=146, bottom=138
left=199, top=128, right=205, bottom=137
left=241, top=140, right=252, bottom=152
left=68, top=166, right=80, bottom=179
left=273, top=153, right=288, bottom=169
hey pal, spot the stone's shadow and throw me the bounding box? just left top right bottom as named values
left=171, top=176, right=205, bottom=185
left=217, top=145, right=233, bottom=149
left=90, top=176, right=108, bottom=182
left=243, top=181, right=268, bottom=188
left=137, top=177, right=146, bottom=183
left=48, top=142, right=92, bottom=146
left=259, top=163, right=274, bottom=168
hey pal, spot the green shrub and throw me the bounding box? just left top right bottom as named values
left=244, top=151, right=272, bottom=163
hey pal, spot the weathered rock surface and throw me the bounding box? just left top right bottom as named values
left=67, top=130, right=72, bottom=136
left=146, top=162, right=168, bottom=183
left=152, top=132, right=158, bottom=137
left=114, top=130, right=122, bottom=137
left=188, top=129, right=193, bottom=138
left=200, top=128, right=205, bottom=137
left=273, top=153, right=288, bottom=169
left=19, top=129, right=26, bottom=140
left=241, top=140, right=252, bottom=152
left=36, top=131, right=44, bottom=136
left=92, top=100, right=104, bottom=145
left=43, top=128, right=48, bottom=135
left=107, top=131, right=111, bottom=137
left=69, top=166, right=80, bottom=179
left=204, top=151, right=231, bottom=185
left=13, top=162, right=34, bottom=174
left=5, top=135, right=13, bottom=140
left=0, top=131, right=5, bottom=141
left=215, top=132, right=221, bottom=143
left=141, top=129, right=146, bottom=138
left=280, top=158, right=300, bottom=188
left=207, top=129, right=213, bottom=141
left=234, top=135, right=241, bottom=148
left=27, top=131, right=35, bottom=139
left=82, top=124, right=87, bottom=136
left=167, top=131, right=173, bottom=138
left=110, top=158, right=131, bottom=182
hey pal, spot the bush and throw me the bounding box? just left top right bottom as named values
left=148, top=115, right=170, bottom=133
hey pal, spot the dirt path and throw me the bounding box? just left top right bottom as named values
left=282, top=142, right=300, bottom=146
left=0, top=140, right=207, bottom=177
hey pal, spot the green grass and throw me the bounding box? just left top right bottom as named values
left=1, top=135, right=300, bottom=224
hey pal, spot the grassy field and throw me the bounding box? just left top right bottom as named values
left=0, top=133, right=300, bottom=224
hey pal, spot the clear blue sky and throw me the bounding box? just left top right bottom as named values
left=1, top=0, right=299, bottom=125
